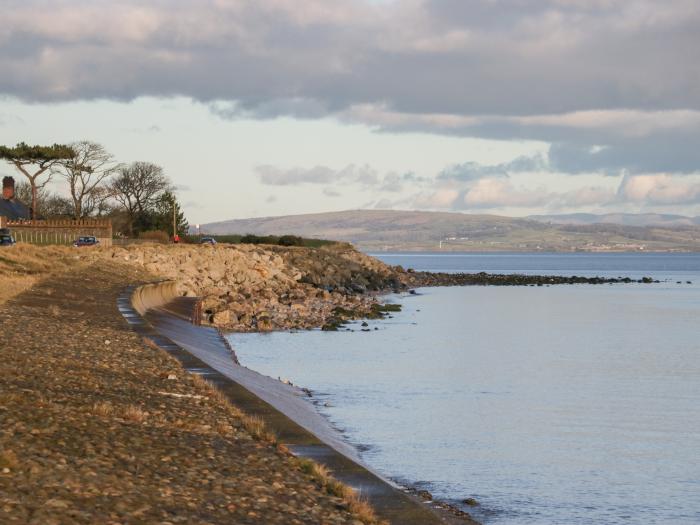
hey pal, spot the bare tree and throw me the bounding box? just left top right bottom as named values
left=111, top=162, right=172, bottom=236
left=54, top=141, right=120, bottom=219
left=0, top=142, right=74, bottom=219
left=83, top=185, right=115, bottom=217
left=14, top=181, right=73, bottom=218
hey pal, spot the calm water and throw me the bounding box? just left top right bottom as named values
left=228, top=253, right=700, bottom=524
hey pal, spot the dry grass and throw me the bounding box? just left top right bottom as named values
left=93, top=401, right=115, bottom=417
left=0, top=450, right=19, bottom=470
left=141, top=313, right=384, bottom=523
left=188, top=371, right=279, bottom=444
left=0, top=244, right=97, bottom=305
left=240, top=414, right=277, bottom=444
left=298, top=458, right=384, bottom=524
left=0, top=275, right=36, bottom=305
left=122, top=405, right=148, bottom=423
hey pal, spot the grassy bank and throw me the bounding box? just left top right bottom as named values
left=0, top=256, right=382, bottom=524
left=0, top=245, right=92, bottom=305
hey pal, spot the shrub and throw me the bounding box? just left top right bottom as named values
left=278, top=235, right=304, bottom=246
left=182, top=233, right=335, bottom=247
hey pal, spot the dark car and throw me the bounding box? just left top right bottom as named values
left=0, top=233, right=15, bottom=247
left=73, top=236, right=100, bottom=247
left=200, top=237, right=217, bottom=245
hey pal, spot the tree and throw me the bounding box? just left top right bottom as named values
left=14, top=181, right=73, bottom=218
left=151, top=191, right=189, bottom=237
left=111, top=162, right=172, bottom=236
left=54, top=141, right=120, bottom=219
left=0, top=142, right=74, bottom=219
left=83, top=185, right=116, bottom=217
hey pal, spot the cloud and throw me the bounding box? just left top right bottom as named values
left=400, top=172, right=700, bottom=212
left=378, top=172, right=429, bottom=192
left=462, top=179, right=551, bottom=209
left=256, top=164, right=378, bottom=186
left=322, top=187, right=342, bottom=197
left=438, top=154, right=547, bottom=181
left=257, top=157, right=700, bottom=212
left=617, top=173, right=700, bottom=205
left=1, top=1, right=698, bottom=176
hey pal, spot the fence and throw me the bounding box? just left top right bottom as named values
left=2, top=218, right=113, bottom=247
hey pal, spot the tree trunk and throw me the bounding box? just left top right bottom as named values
left=31, top=182, right=37, bottom=220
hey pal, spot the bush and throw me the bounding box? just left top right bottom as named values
left=181, top=233, right=335, bottom=248
left=138, top=230, right=170, bottom=244
left=240, top=234, right=271, bottom=245
left=278, top=235, right=304, bottom=246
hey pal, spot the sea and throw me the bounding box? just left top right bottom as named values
left=227, top=252, right=700, bottom=525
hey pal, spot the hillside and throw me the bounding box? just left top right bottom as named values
left=529, top=213, right=700, bottom=227
left=201, top=210, right=700, bottom=252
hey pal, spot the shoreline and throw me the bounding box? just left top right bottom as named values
left=131, top=280, right=478, bottom=524
left=224, top=290, right=484, bottom=523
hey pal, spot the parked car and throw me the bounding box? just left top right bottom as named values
left=73, top=236, right=100, bottom=247
left=0, top=233, right=16, bottom=247
left=200, top=237, right=217, bottom=245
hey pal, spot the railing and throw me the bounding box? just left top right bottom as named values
left=12, top=229, right=112, bottom=247
left=6, top=218, right=112, bottom=228
left=1, top=216, right=113, bottom=247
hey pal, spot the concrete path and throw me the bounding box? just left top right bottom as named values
left=118, top=286, right=476, bottom=525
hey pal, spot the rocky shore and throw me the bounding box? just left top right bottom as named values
left=405, top=270, right=660, bottom=287
left=1, top=243, right=653, bottom=336
left=91, top=243, right=652, bottom=332
left=92, top=243, right=406, bottom=332
left=9, top=242, right=647, bottom=335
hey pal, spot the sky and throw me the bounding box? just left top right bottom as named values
left=1, top=0, right=699, bottom=224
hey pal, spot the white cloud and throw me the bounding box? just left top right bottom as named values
left=463, top=179, right=551, bottom=208
left=617, top=174, right=700, bottom=205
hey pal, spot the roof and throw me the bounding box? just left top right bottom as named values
left=0, top=198, right=30, bottom=220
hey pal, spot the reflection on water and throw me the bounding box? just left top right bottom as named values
left=228, top=253, right=700, bottom=524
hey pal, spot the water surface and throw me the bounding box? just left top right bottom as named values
left=228, top=253, right=700, bottom=524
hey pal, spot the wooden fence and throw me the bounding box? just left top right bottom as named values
left=1, top=218, right=113, bottom=247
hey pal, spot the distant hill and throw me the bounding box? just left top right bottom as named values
left=530, top=213, right=700, bottom=228
left=201, top=209, right=700, bottom=252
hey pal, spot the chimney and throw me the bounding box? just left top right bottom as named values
left=2, top=176, right=15, bottom=200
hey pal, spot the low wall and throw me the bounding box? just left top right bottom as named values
left=130, top=281, right=179, bottom=316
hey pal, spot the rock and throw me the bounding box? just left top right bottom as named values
left=462, top=497, right=479, bottom=506
left=417, top=490, right=432, bottom=501
left=211, top=310, right=232, bottom=325
left=350, top=283, right=367, bottom=294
